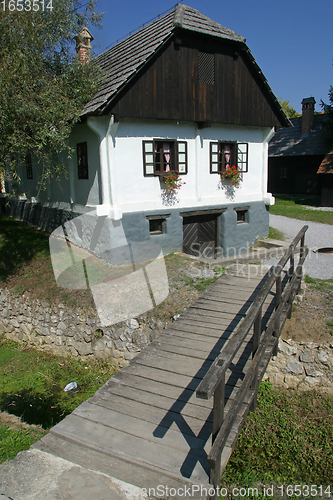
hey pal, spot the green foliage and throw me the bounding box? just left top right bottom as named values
left=270, top=197, right=333, bottom=225
left=0, top=424, right=45, bottom=463
left=321, top=85, right=333, bottom=145
left=278, top=98, right=300, bottom=119
left=0, top=339, right=115, bottom=429
left=222, top=381, right=333, bottom=491
left=0, top=1, right=103, bottom=190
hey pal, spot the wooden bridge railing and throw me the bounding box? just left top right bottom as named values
left=196, top=226, right=309, bottom=495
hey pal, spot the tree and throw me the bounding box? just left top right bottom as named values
left=278, top=98, right=300, bottom=119
left=321, top=85, right=333, bottom=145
left=0, top=1, right=103, bottom=190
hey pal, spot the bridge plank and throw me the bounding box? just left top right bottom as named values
left=88, top=391, right=212, bottom=434
left=94, top=381, right=213, bottom=419
left=50, top=414, right=210, bottom=484
left=73, top=401, right=210, bottom=452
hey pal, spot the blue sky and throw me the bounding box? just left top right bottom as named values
left=91, top=0, right=333, bottom=114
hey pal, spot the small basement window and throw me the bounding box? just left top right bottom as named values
left=146, top=215, right=170, bottom=235
left=234, top=208, right=249, bottom=224
left=149, top=219, right=164, bottom=235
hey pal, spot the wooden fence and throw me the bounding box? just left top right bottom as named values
left=196, top=225, right=309, bottom=497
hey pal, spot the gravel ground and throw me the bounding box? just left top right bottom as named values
left=265, top=214, right=333, bottom=279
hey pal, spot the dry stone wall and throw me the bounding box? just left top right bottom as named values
left=0, top=288, right=165, bottom=365
left=264, top=338, right=333, bottom=394
left=1, top=286, right=333, bottom=394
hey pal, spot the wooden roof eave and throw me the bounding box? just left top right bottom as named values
left=242, top=46, right=291, bottom=129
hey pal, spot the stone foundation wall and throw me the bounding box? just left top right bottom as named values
left=264, top=338, right=333, bottom=394
left=0, top=288, right=165, bottom=365
left=1, top=286, right=333, bottom=393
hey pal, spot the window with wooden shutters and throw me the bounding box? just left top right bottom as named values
left=177, top=141, right=187, bottom=174
left=143, top=140, right=187, bottom=176
left=26, top=153, right=33, bottom=180
left=210, top=142, right=248, bottom=173
left=237, top=143, right=248, bottom=172
left=77, top=142, right=88, bottom=179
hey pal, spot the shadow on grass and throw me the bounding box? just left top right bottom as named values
left=0, top=389, right=71, bottom=429
left=274, top=195, right=321, bottom=207
left=0, top=215, right=50, bottom=282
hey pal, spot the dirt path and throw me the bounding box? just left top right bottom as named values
left=281, top=282, right=333, bottom=343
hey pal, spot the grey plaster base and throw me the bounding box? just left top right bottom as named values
left=122, top=200, right=270, bottom=257
left=2, top=196, right=270, bottom=257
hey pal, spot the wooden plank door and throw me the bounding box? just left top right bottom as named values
left=183, top=214, right=217, bottom=258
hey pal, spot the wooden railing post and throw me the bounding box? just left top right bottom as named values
left=212, top=377, right=225, bottom=444
left=210, top=376, right=225, bottom=490
left=273, top=274, right=282, bottom=356
left=250, top=306, right=261, bottom=412
left=300, top=234, right=305, bottom=260
left=289, top=248, right=295, bottom=279
left=287, top=249, right=295, bottom=319
left=298, top=234, right=306, bottom=294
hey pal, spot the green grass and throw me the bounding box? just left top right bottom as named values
left=171, top=266, right=227, bottom=292
left=270, top=197, right=333, bottom=225
left=304, top=275, right=333, bottom=292
left=0, top=424, right=46, bottom=463
left=0, top=215, right=50, bottom=282
left=221, top=381, right=333, bottom=498
left=0, top=339, right=115, bottom=430
left=268, top=227, right=285, bottom=240
left=0, top=214, right=95, bottom=308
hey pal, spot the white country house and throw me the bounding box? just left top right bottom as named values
left=5, top=4, right=289, bottom=258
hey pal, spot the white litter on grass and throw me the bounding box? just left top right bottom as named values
left=64, top=382, right=77, bottom=392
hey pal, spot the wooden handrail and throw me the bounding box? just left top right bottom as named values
left=196, top=225, right=308, bottom=492
left=196, top=225, right=308, bottom=400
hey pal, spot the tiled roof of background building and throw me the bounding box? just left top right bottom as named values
left=269, top=115, right=331, bottom=157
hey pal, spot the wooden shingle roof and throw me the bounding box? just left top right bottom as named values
left=81, top=4, right=246, bottom=116
left=269, top=115, right=331, bottom=157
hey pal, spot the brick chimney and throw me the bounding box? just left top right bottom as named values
left=75, top=27, right=94, bottom=64
left=301, top=97, right=315, bottom=136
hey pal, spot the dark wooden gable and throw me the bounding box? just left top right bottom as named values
left=108, top=33, right=284, bottom=128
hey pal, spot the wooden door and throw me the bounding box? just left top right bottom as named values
left=183, top=213, right=217, bottom=258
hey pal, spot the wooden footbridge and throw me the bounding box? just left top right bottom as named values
left=34, top=227, right=308, bottom=499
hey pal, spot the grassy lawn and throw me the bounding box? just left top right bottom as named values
left=0, top=338, right=115, bottom=462
left=0, top=214, right=96, bottom=308
left=221, top=381, right=333, bottom=498
left=0, top=424, right=45, bottom=463
left=270, top=197, right=333, bottom=225
left=268, top=227, right=285, bottom=240
left=0, top=339, right=115, bottom=429
left=305, top=274, right=333, bottom=292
